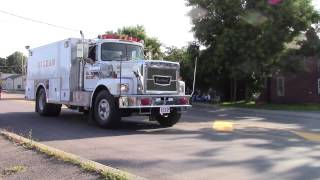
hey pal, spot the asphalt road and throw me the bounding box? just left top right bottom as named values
left=1, top=93, right=320, bottom=180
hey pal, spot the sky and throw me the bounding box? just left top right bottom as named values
left=0, top=0, right=319, bottom=57
left=0, top=0, right=194, bottom=57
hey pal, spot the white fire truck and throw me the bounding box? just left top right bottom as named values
left=25, top=33, right=191, bottom=128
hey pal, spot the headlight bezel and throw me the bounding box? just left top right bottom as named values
left=119, top=83, right=130, bottom=94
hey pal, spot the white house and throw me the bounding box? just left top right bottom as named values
left=3, top=75, right=25, bottom=90
left=0, top=73, right=17, bottom=89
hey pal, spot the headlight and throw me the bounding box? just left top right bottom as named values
left=179, top=81, right=185, bottom=95
left=137, top=84, right=143, bottom=93
left=119, top=84, right=129, bottom=93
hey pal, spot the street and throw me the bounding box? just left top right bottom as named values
left=1, top=93, right=320, bottom=180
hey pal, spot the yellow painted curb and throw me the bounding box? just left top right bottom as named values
left=292, top=131, right=320, bottom=142
left=213, top=121, right=234, bottom=132
left=0, top=130, right=147, bottom=180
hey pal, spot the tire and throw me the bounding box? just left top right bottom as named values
left=93, top=90, right=120, bottom=128
left=151, top=108, right=181, bottom=127
left=36, top=88, right=61, bottom=116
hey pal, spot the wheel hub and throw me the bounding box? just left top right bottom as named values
left=98, top=99, right=110, bottom=121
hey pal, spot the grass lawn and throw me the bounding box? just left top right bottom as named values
left=220, top=101, right=320, bottom=111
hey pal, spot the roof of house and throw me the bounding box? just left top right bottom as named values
left=5, top=74, right=23, bottom=80
left=0, top=73, right=18, bottom=79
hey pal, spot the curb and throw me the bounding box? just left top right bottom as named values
left=192, top=102, right=219, bottom=109
left=0, top=130, right=146, bottom=180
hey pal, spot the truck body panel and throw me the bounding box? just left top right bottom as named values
left=26, top=38, right=80, bottom=103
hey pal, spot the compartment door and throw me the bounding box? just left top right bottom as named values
left=25, top=80, right=35, bottom=100
left=48, top=78, right=61, bottom=102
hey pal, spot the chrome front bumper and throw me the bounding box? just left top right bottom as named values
left=118, top=95, right=192, bottom=109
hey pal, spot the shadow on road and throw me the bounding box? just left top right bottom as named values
left=1, top=108, right=320, bottom=180
left=0, top=111, right=169, bottom=141
left=0, top=109, right=319, bottom=144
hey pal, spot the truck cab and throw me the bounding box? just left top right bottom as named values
left=25, top=34, right=191, bottom=128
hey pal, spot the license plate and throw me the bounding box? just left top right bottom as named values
left=160, top=106, right=171, bottom=114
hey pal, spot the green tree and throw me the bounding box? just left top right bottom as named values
left=5, top=52, right=27, bottom=74
left=187, top=0, right=320, bottom=101
left=164, top=46, right=188, bottom=62
left=106, top=25, right=163, bottom=59
left=145, top=37, right=162, bottom=60
left=298, top=27, right=320, bottom=56
left=277, top=27, right=320, bottom=74
left=164, top=46, right=194, bottom=87
left=0, top=57, right=6, bottom=73
left=117, top=25, right=147, bottom=41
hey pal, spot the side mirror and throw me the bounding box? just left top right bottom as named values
left=76, top=43, right=84, bottom=59
left=85, top=58, right=95, bottom=65
left=76, top=43, right=89, bottom=59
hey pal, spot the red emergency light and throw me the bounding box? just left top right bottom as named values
left=100, top=34, right=142, bottom=43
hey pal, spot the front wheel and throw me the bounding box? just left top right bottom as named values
left=93, top=90, right=120, bottom=128
left=151, top=108, right=181, bottom=127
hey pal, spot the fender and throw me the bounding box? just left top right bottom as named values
left=35, top=82, right=48, bottom=102
left=90, top=78, right=134, bottom=107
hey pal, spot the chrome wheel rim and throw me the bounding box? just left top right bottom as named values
left=98, top=99, right=110, bottom=121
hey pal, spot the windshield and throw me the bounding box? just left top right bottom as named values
left=101, top=42, right=144, bottom=61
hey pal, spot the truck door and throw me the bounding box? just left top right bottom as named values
left=84, top=46, right=98, bottom=91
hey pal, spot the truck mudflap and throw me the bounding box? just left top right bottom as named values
left=118, top=95, right=192, bottom=109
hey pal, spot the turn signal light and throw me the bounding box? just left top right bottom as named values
left=140, top=98, right=151, bottom=106
left=179, top=97, right=189, bottom=105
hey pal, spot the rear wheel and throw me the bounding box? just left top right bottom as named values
left=93, top=90, right=120, bottom=128
left=36, top=88, right=61, bottom=116
left=151, top=108, right=181, bottom=127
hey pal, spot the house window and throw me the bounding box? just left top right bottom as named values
left=276, top=77, right=285, bottom=97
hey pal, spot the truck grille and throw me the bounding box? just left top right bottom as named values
left=145, top=62, right=178, bottom=93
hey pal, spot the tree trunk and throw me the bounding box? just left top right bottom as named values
left=230, top=79, right=233, bottom=101
left=232, top=78, right=237, bottom=102
left=245, top=81, right=249, bottom=101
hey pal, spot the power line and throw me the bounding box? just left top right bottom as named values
left=0, top=9, right=99, bottom=36
left=0, top=9, right=79, bottom=32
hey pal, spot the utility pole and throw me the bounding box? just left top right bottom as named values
left=190, top=42, right=200, bottom=97
left=21, top=55, right=23, bottom=75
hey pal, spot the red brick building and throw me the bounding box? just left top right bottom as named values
left=261, top=57, right=320, bottom=103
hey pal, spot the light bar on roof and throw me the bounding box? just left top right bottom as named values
left=100, top=34, right=143, bottom=44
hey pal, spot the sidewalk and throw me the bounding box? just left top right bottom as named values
left=0, top=136, right=99, bottom=180
left=0, top=92, right=25, bottom=100
left=2, top=90, right=25, bottom=94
